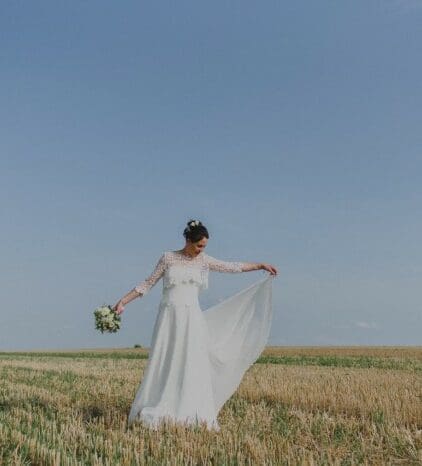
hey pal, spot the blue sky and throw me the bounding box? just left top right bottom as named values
left=1, top=1, right=421, bottom=350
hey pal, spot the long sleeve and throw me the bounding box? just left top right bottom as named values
left=203, top=253, right=247, bottom=273
left=134, top=253, right=166, bottom=296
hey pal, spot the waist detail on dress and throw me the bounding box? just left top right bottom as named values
left=162, top=283, right=200, bottom=306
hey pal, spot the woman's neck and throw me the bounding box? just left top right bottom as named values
left=179, top=248, right=197, bottom=258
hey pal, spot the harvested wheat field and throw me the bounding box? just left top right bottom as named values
left=0, top=346, right=421, bottom=465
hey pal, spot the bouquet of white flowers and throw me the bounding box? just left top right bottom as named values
left=94, top=305, right=121, bottom=333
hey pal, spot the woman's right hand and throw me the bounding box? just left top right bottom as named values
left=112, top=301, right=125, bottom=315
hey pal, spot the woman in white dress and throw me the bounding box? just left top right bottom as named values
left=112, top=219, right=278, bottom=431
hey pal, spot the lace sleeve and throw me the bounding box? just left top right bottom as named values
left=134, top=253, right=166, bottom=296
left=203, top=253, right=245, bottom=273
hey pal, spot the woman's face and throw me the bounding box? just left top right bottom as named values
left=188, top=237, right=208, bottom=255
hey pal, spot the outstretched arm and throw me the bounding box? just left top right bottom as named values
left=243, top=262, right=278, bottom=274
left=112, top=253, right=166, bottom=314
left=204, top=253, right=278, bottom=275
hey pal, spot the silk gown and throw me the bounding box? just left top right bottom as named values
left=127, top=250, right=274, bottom=431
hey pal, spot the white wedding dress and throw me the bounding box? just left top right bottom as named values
left=127, top=250, right=274, bottom=431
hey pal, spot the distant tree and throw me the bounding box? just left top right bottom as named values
left=134, top=344, right=143, bottom=348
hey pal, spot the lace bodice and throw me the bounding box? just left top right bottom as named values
left=134, top=250, right=249, bottom=296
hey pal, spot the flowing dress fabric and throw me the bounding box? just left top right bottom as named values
left=127, top=251, right=274, bottom=431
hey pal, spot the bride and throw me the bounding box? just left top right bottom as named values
left=112, top=219, right=278, bottom=431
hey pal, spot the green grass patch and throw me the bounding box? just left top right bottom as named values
left=1, top=352, right=420, bottom=372
left=256, top=354, right=421, bottom=372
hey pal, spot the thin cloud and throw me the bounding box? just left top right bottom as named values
left=328, top=323, right=352, bottom=329
left=354, top=321, right=378, bottom=329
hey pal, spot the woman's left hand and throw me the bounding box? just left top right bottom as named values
left=261, top=263, right=278, bottom=275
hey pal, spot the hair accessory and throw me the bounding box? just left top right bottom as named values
left=188, top=220, right=200, bottom=230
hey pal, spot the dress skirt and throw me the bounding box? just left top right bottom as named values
left=128, top=275, right=273, bottom=431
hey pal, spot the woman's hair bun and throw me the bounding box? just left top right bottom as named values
left=183, top=219, right=209, bottom=242
left=186, top=219, right=202, bottom=228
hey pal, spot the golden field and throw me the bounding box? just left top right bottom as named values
left=0, top=346, right=421, bottom=465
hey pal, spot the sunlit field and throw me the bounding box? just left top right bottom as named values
left=1, top=346, right=421, bottom=465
